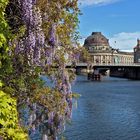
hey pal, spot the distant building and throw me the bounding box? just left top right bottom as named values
left=134, top=39, right=140, bottom=63
left=83, top=32, right=134, bottom=64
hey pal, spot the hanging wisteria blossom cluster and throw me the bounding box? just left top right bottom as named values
left=17, top=0, right=45, bottom=65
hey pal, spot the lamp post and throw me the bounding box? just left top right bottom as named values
left=111, top=48, right=115, bottom=64
left=111, top=41, right=117, bottom=65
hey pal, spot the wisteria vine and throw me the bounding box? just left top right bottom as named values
left=1, top=0, right=80, bottom=139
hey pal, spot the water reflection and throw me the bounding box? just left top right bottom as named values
left=65, top=75, right=140, bottom=140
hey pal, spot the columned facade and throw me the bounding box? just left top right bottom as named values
left=83, top=32, right=134, bottom=64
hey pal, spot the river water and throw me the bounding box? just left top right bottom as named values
left=64, top=75, right=140, bottom=140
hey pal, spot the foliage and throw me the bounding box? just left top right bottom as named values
left=0, top=0, right=81, bottom=139
left=0, top=0, right=27, bottom=139
left=0, top=0, right=11, bottom=75
left=79, top=46, right=92, bottom=62
left=0, top=90, right=27, bottom=139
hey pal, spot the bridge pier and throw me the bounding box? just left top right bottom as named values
left=87, top=68, right=101, bottom=81
left=110, top=67, right=140, bottom=80
left=125, top=67, right=140, bottom=80
left=87, top=72, right=101, bottom=81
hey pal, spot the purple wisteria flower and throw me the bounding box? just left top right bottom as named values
left=19, top=0, right=45, bottom=65
left=49, top=24, right=56, bottom=47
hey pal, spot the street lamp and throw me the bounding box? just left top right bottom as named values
left=111, top=48, right=115, bottom=64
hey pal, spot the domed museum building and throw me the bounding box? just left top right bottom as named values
left=84, top=32, right=134, bottom=64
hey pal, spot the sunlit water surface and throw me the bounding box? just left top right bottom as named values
left=64, top=75, right=140, bottom=140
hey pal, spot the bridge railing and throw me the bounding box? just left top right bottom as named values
left=66, top=62, right=140, bottom=67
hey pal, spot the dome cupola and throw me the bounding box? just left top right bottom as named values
left=84, top=32, right=111, bottom=52
left=84, top=32, right=109, bottom=47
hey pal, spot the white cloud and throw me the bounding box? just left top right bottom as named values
left=79, top=0, right=120, bottom=6
left=109, top=32, right=140, bottom=51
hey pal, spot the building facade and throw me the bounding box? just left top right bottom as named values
left=83, top=32, right=134, bottom=64
left=134, top=39, right=140, bottom=63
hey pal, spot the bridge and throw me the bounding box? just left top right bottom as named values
left=66, top=63, right=140, bottom=68
left=66, top=63, right=140, bottom=80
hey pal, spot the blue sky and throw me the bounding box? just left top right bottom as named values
left=78, top=0, right=140, bottom=51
